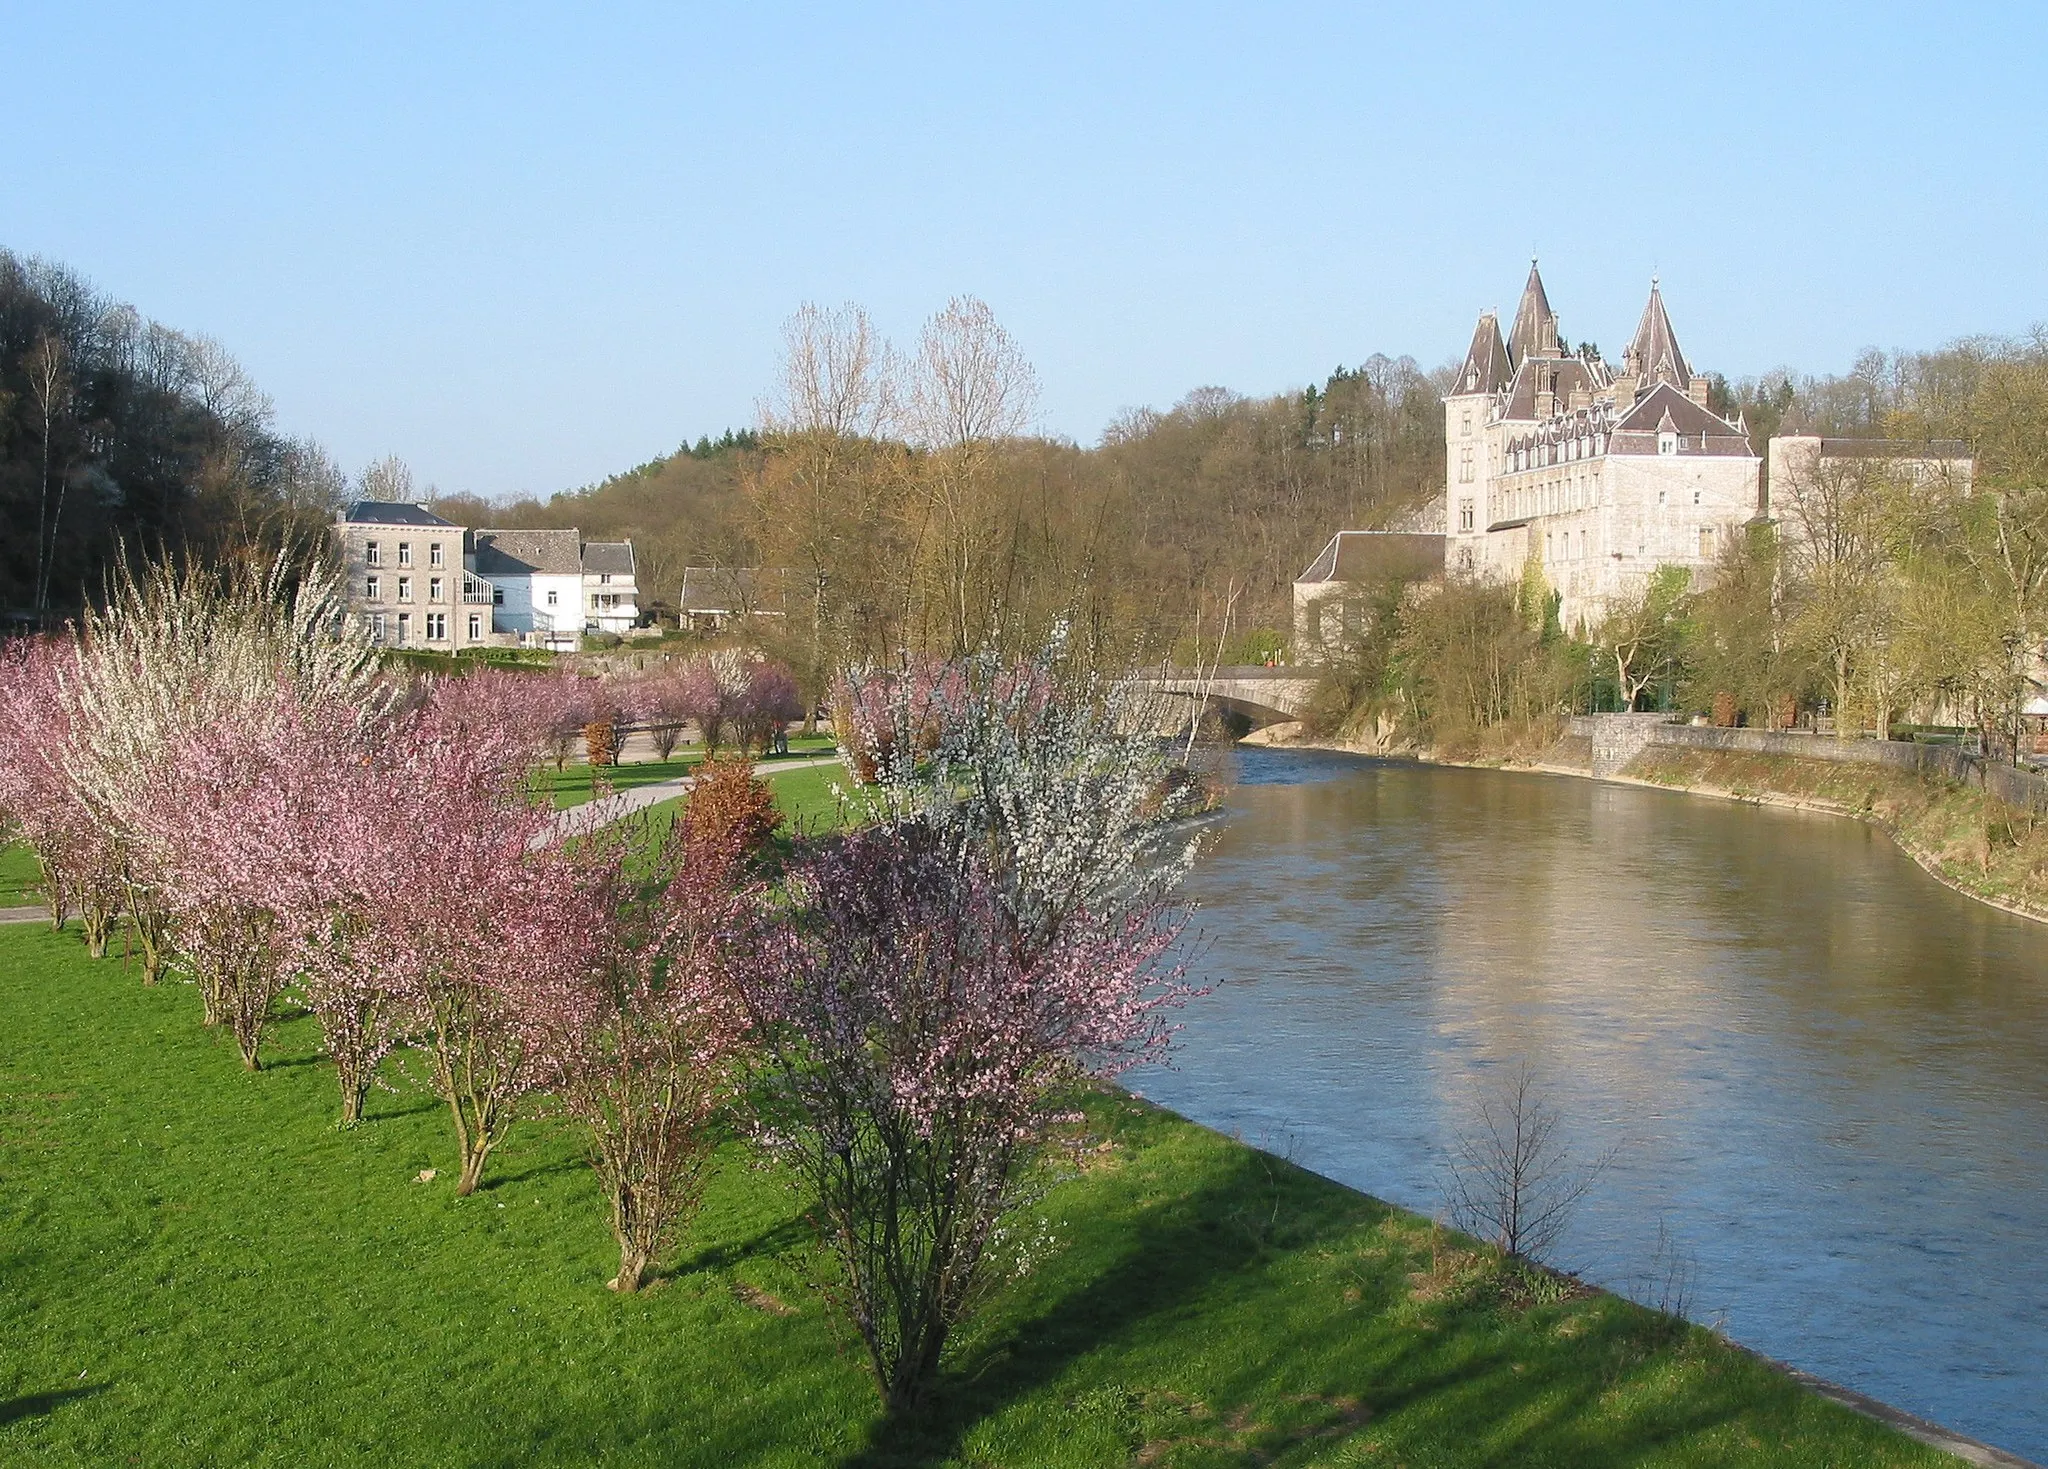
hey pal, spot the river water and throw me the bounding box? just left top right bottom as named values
left=1135, top=748, right=2048, bottom=1460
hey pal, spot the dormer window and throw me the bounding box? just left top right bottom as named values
left=1658, top=432, right=1678, bottom=456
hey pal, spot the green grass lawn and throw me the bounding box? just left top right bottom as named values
left=0, top=842, right=42, bottom=907
left=540, top=736, right=842, bottom=809
left=0, top=901, right=1945, bottom=1467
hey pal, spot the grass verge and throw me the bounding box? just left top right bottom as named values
left=0, top=842, right=41, bottom=907
left=1623, top=746, right=2048, bottom=920
left=0, top=898, right=1948, bottom=1467
left=540, top=737, right=840, bottom=809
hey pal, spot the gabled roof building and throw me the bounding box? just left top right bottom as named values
left=1442, top=263, right=1762, bottom=630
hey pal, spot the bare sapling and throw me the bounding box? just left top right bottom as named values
left=1443, top=1058, right=1615, bottom=1265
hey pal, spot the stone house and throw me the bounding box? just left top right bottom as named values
left=334, top=502, right=497, bottom=650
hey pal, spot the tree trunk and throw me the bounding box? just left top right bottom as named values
left=456, top=1145, right=491, bottom=1197
left=339, top=1080, right=366, bottom=1129
left=611, top=1245, right=650, bottom=1294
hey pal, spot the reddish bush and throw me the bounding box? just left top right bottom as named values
left=683, top=756, right=782, bottom=872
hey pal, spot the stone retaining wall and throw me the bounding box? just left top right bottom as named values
left=1566, top=716, right=2048, bottom=814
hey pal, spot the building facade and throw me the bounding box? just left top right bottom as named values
left=335, top=502, right=497, bottom=651
left=1441, top=264, right=1761, bottom=631
left=335, top=504, right=639, bottom=651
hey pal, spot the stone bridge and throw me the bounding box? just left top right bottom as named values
left=1129, top=666, right=1318, bottom=729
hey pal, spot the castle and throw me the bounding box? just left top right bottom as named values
left=1441, top=262, right=1760, bottom=630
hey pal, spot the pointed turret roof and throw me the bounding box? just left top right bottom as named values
left=1507, top=259, right=1559, bottom=366
left=1624, top=279, right=1692, bottom=391
left=1452, top=311, right=1512, bottom=396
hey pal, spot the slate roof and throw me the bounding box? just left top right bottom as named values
left=472, top=528, right=583, bottom=576
left=1296, top=531, right=1446, bottom=585
left=1507, top=261, right=1559, bottom=367
left=1453, top=312, right=1513, bottom=397
left=1610, top=383, right=1754, bottom=457
left=341, top=500, right=455, bottom=527
left=1500, top=355, right=1609, bottom=421
left=1623, top=281, right=1692, bottom=391
left=581, top=541, right=636, bottom=578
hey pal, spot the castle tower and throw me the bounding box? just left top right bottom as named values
left=1507, top=259, right=1562, bottom=366
left=1444, top=310, right=1511, bottom=563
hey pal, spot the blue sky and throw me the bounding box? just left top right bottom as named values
left=6, top=2, right=2043, bottom=498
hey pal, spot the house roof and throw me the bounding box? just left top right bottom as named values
left=1507, top=261, right=1559, bottom=367
left=1610, top=383, right=1754, bottom=457
left=1500, top=355, right=1609, bottom=421
left=341, top=500, right=455, bottom=527
left=472, top=528, right=583, bottom=576
left=581, top=541, right=635, bottom=577
left=1622, top=281, right=1692, bottom=391
left=1296, top=531, right=1445, bottom=586
left=1452, top=313, right=1513, bottom=397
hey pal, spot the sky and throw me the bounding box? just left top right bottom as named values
left=6, top=1, right=2045, bottom=500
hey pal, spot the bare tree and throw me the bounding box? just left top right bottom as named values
left=25, top=332, right=72, bottom=619
left=761, top=301, right=896, bottom=439
left=358, top=454, right=416, bottom=503
left=1443, top=1060, right=1612, bottom=1264
left=904, top=297, right=1041, bottom=652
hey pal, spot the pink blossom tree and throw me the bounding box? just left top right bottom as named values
left=0, top=638, right=127, bottom=954
left=733, top=823, right=1189, bottom=1410
left=523, top=811, right=756, bottom=1291
left=733, top=659, right=804, bottom=754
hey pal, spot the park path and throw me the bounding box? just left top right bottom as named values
left=0, top=755, right=847, bottom=920
left=539, top=754, right=842, bottom=847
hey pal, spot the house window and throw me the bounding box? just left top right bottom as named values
left=370, top=612, right=386, bottom=642
left=365, top=541, right=381, bottom=566
left=468, top=613, right=482, bottom=641
left=1699, top=526, right=1716, bottom=559
left=430, top=577, right=444, bottom=602
left=1657, top=490, right=1666, bottom=506
left=398, top=542, right=413, bottom=566
left=546, top=589, right=559, bottom=607
left=397, top=612, right=411, bottom=642
left=1459, top=500, right=1475, bottom=532
left=365, top=575, right=381, bottom=600
left=493, top=586, right=504, bottom=606
left=426, top=613, right=446, bottom=641
left=397, top=576, right=412, bottom=602
left=1693, top=489, right=1701, bottom=505
left=599, top=572, right=612, bottom=585
left=429, top=543, right=444, bottom=568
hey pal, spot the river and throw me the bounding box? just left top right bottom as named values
left=1135, top=747, right=2048, bottom=1460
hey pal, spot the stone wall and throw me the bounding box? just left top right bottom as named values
left=1566, top=715, right=2048, bottom=814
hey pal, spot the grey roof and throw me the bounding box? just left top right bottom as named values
left=1296, top=531, right=1446, bottom=585
left=1500, top=355, right=1608, bottom=421
left=342, top=500, right=455, bottom=527
left=1507, top=261, right=1559, bottom=367
left=1610, top=383, right=1754, bottom=457
left=581, top=541, right=636, bottom=577
left=1622, top=282, right=1692, bottom=391
left=472, top=528, right=583, bottom=576
left=1453, top=313, right=1513, bottom=397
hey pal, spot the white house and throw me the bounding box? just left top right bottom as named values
left=472, top=528, right=642, bottom=649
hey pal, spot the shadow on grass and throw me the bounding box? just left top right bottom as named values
left=663, top=1215, right=815, bottom=1281
left=840, top=1149, right=1347, bottom=1469
left=482, top=1158, right=585, bottom=1190
left=0, top=1382, right=110, bottom=1426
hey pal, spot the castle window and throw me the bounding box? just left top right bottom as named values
left=1693, top=489, right=1701, bottom=505
left=1699, top=526, right=1716, bottom=559
left=1461, top=410, right=1472, bottom=437
left=1459, top=500, right=1475, bottom=532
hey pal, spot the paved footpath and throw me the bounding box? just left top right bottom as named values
left=0, top=905, right=50, bottom=926
left=540, top=754, right=842, bottom=847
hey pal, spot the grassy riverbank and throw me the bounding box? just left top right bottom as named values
left=0, top=907, right=1951, bottom=1466
left=1620, top=745, right=2048, bottom=922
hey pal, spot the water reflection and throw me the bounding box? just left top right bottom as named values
left=1140, top=749, right=2048, bottom=1459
